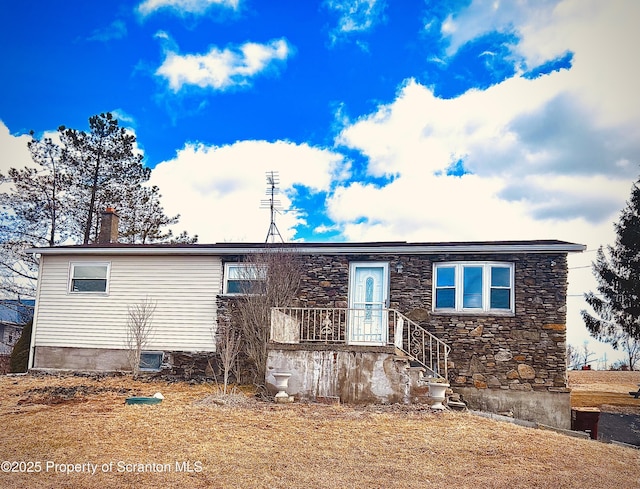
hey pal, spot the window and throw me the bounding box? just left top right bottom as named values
left=223, top=263, right=267, bottom=295
left=69, top=263, right=110, bottom=293
left=139, top=351, right=163, bottom=371
left=434, top=262, right=514, bottom=313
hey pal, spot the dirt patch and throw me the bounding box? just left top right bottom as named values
left=17, top=384, right=134, bottom=406
left=0, top=354, right=11, bottom=374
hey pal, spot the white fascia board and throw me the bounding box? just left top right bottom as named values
left=26, top=242, right=587, bottom=256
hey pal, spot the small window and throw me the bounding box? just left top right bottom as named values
left=139, top=351, right=163, bottom=371
left=435, top=266, right=455, bottom=308
left=224, top=263, right=267, bottom=295
left=434, top=262, right=514, bottom=313
left=70, top=263, right=110, bottom=293
left=490, top=266, right=512, bottom=309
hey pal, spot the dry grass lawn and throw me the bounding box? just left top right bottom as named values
left=0, top=372, right=639, bottom=489
left=569, top=370, right=640, bottom=415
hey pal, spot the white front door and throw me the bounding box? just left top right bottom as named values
left=348, top=262, right=389, bottom=345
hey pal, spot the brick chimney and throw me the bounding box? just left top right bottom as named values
left=98, top=207, right=119, bottom=244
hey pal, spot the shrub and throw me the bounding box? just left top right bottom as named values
left=10, top=320, right=32, bottom=373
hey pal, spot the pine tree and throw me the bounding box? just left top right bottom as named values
left=117, top=184, right=198, bottom=244
left=0, top=134, right=71, bottom=295
left=582, top=174, right=640, bottom=369
left=59, top=113, right=150, bottom=244
left=0, top=112, right=197, bottom=298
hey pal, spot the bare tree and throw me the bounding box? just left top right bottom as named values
left=566, top=344, right=581, bottom=370
left=126, top=297, right=157, bottom=379
left=620, top=335, right=640, bottom=371
left=580, top=341, right=597, bottom=369
left=215, top=319, right=242, bottom=394
left=233, top=248, right=302, bottom=387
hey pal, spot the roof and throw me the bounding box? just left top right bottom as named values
left=26, top=239, right=586, bottom=256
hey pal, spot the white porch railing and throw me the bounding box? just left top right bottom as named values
left=270, top=307, right=450, bottom=380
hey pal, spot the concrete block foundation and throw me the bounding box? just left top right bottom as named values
left=455, top=386, right=571, bottom=429
left=33, top=346, right=130, bottom=371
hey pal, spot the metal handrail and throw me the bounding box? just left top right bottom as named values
left=270, top=307, right=449, bottom=379
left=388, top=309, right=450, bottom=380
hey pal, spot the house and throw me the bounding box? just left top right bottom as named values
left=27, top=208, right=585, bottom=428
left=0, top=299, right=34, bottom=355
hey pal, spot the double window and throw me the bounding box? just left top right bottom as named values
left=223, top=263, right=267, bottom=295
left=69, top=263, right=110, bottom=293
left=434, top=262, right=514, bottom=313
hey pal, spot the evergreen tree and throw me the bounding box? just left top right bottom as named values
left=59, top=113, right=150, bottom=244
left=0, top=112, right=197, bottom=298
left=582, top=174, right=640, bottom=369
left=118, top=184, right=198, bottom=244
left=0, top=134, right=70, bottom=295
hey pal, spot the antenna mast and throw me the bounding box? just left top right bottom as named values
left=261, top=170, right=284, bottom=243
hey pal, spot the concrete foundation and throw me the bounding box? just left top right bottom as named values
left=33, top=346, right=130, bottom=371
left=267, top=344, right=570, bottom=429
left=266, top=345, right=411, bottom=404
left=31, top=346, right=223, bottom=380
left=455, top=386, right=571, bottom=429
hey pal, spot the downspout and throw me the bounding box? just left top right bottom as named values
left=27, top=253, right=43, bottom=370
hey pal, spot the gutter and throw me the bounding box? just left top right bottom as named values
left=26, top=242, right=587, bottom=256
left=27, top=253, right=42, bottom=371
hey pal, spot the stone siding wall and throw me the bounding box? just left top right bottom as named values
left=265, top=252, right=569, bottom=394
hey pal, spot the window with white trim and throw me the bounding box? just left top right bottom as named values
left=433, top=262, right=514, bottom=313
left=69, top=263, right=110, bottom=293
left=223, top=263, right=267, bottom=295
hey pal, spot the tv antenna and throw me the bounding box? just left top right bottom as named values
left=261, top=170, right=284, bottom=243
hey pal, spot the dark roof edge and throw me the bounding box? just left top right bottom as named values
left=27, top=240, right=587, bottom=256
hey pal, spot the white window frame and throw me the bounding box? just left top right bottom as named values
left=433, top=262, right=514, bottom=313
left=223, top=262, right=267, bottom=295
left=68, top=262, right=111, bottom=294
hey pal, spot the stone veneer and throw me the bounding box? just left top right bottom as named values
left=217, top=251, right=571, bottom=426
left=222, top=252, right=568, bottom=390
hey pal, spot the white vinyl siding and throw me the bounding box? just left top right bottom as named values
left=33, top=254, right=221, bottom=352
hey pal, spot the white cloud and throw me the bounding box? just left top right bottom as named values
left=148, top=140, right=346, bottom=242
left=336, top=75, right=574, bottom=179
left=325, top=0, right=387, bottom=45
left=441, top=0, right=561, bottom=57
left=137, top=0, right=239, bottom=17
left=0, top=121, right=35, bottom=175
left=440, top=0, right=640, bottom=128
left=544, top=1, right=640, bottom=129
left=110, top=109, right=137, bottom=127
left=331, top=75, right=635, bottom=245
left=333, top=0, right=640, bottom=240
left=327, top=0, right=640, bottom=367
left=156, top=38, right=293, bottom=92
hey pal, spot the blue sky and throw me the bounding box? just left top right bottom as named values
left=2, top=0, right=640, bottom=365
